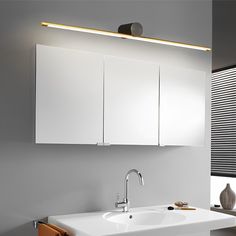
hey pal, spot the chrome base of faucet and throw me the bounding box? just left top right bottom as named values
left=115, top=199, right=130, bottom=212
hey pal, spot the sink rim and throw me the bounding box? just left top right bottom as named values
left=48, top=205, right=236, bottom=236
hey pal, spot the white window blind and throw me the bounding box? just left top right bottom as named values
left=212, top=66, right=236, bottom=177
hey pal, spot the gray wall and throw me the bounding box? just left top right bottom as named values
left=213, top=0, right=236, bottom=70
left=0, top=1, right=212, bottom=236
left=211, top=229, right=236, bottom=236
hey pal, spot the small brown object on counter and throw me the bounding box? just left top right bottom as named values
left=175, top=201, right=189, bottom=207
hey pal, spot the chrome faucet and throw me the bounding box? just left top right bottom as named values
left=115, top=169, right=144, bottom=212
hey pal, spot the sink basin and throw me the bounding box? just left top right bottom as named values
left=104, top=211, right=185, bottom=226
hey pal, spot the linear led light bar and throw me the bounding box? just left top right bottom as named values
left=41, top=22, right=211, bottom=52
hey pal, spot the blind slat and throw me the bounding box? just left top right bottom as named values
left=211, top=67, right=236, bottom=178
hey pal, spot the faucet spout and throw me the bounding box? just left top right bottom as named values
left=124, top=169, right=144, bottom=199
left=125, top=169, right=144, bottom=185
left=124, top=169, right=144, bottom=211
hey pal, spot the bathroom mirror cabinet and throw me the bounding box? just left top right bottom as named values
left=35, top=44, right=205, bottom=146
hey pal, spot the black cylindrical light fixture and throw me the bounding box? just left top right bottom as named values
left=118, top=22, right=143, bottom=36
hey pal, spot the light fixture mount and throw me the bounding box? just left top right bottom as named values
left=118, top=22, right=143, bottom=37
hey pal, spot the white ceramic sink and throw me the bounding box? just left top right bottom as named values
left=48, top=205, right=236, bottom=236
left=104, top=210, right=186, bottom=226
